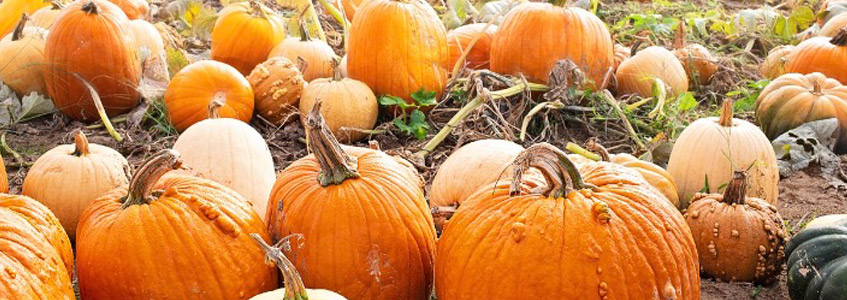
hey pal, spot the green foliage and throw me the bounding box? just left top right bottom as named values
left=379, top=89, right=437, bottom=140
left=725, top=79, right=771, bottom=113
left=146, top=100, right=178, bottom=136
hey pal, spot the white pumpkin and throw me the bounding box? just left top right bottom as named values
left=430, top=139, right=524, bottom=208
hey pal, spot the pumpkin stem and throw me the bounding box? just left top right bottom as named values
left=304, top=101, right=360, bottom=186
left=811, top=79, right=823, bottom=95
left=673, top=21, right=687, bottom=49
left=564, top=142, right=601, bottom=161
left=81, top=1, right=98, bottom=14
left=509, top=143, right=586, bottom=198
left=722, top=171, right=748, bottom=205
left=832, top=28, right=847, bottom=47
left=718, top=99, right=734, bottom=127
left=208, top=93, right=225, bottom=119
left=630, top=40, right=643, bottom=57
left=121, top=150, right=182, bottom=209
left=298, top=7, right=312, bottom=42
left=250, top=233, right=309, bottom=300
left=72, top=130, right=90, bottom=156
left=584, top=139, right=611, bottom=161
left=330, top=57, right=343, bottom=81
left=549, top=0, right=568, bottom=7
left=11, top=14, right=27, bottom=42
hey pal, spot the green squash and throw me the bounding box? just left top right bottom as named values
left=787, top=215, right=847, bottom=300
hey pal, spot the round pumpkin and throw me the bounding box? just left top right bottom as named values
left=785, top=214, right=847, bottom=299
left=756, top=72, right=847, bottom=153
left=266, top=105, right=436, bottom=300
left=268, top=21, right=336, bottom=82
left=616, top=45, right=689, bottom=98
left=446, top=23, right=498, bottom=71
left=0, top=194, right=74, bottom=277
left=22, top=130, right=130, bottom=240
left=434, top=143, right=700, bottom=299
left=0, top=0, right=51, bottom=38
left=298, top=62, right=377, bottom=143
left=820, top=12, right=847, bottom=37
left=668, top=100, right=780, bottom=206
left=247, top=56, right=306, bottom=125
left=785, top=28, right=847, bottom=85
left=490, top=3, right=613, bottom=89
left=129, top=19, right=165, bottom=63
left=248, top=234, right=347, bottom=300
left=348, top=0, right=448, bottom=105
left=107, top=0, right=146, bottom=19
left=760, top=45, right=794, bottom=79
left=430, top=139, right=524, bottom=209
left=30, top=3, right=63, bottom=29
left=165, top=60, right=254, bottom=132
left=173, top=101, right=276, bottom=221
left=673, top=22, right=718, bottom=86
left=44, top=0, right=141, bottom=121
left=76, top=149, right=277, bottom=299
left=0, top=14, right=47, bottom=97
left=211, top=1, right=285, bottom=75
left=685, top=171, right=786, bottom=284
left=613, top=43, right=630, bottom=70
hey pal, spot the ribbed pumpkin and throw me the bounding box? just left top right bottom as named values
left=0, top=0, right=50, bottom=38
left=430, top=139, right=524, bottom=209
left=107, top=0, right=146, bottom=19
left=23, top=131, right=130, bottom=240
left=760, top=45, right=794, bottom=79
left=247, top=56, right=306, bottom=125
left=616, top=45, right=689, bottom=98
left=44, top=0, right=141, bottom=121
left=685, top=171, right=786, bottom=284
left=164, top=60, right=254, bottom=132
left=298, top=63, right=377, bottom=143
left=446, top=23, right=497, bottom=71
left=785, top=28, right=847, bottom=85
left=673, top=22, right=718, bottom=86
left=434, top=143, right=700, bottom=299
left=786, top=214, right=847, bottom=300
left=30, top=3, right=62, bottom=28
left=0, top=194, right=74, bottom=276
left=0, top=155, right=7, bottom=193
left=348, top=0, right=448, bottom=104
left=211, top=1, right=285, bottom=75
left=266, top=105, right=436, bottom=300
left=756, top=72, right=847, bottom=153
left=173, top=101, right=276, bottom=221
left=668, top=100, right=780, bottom=205
left=76, top=150, right=277, bottom=299
left=0, top=198, right=74, bottom=300
left=0, top=15, right=47, bottom=97
left=819, top=13, right=847, bottom=37
left=268, top=21, right=336, bottom=82
left=248, top=234, right=347, bottom=300
left=129, top=19, right=165, bottom=62
left=490, top=3, right=613, bottom=89
left=613, top=43, right=630, bottom=70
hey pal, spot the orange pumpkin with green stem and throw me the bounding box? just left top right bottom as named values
left=165, top=60, right=255, bottom=132
left=211, top=1, right=285, bottom=75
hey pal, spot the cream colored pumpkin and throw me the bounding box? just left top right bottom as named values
left=430, top=139, right=524, bottom=208
left=0, top=15, right=48, bottom=97
left=298, top=64, right=377, bottom=143
left=615, top=45, right=689, bottom=98
left=22, top=131, right=129, bottom=240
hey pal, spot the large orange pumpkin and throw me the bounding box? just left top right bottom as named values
left=164, top=60, right=254, bottom=132
left=211, top=1, right=285, bottom=75
left=348, top=0, right=448, bottom=103
left=490, top=3, right=613, bottom=88
left=44, top=0, right=141, bottom=121
left=76, top=149, right=277, bottom=299
left=268, top=21, right=337, bottom=82
left=266, top=105, right=437, bottom=300
left=331, top=0, right=364, bottom=21
left=0, top=194, right=74, bottom=277
left=785, top=28, right=847, bottom=85
left=446, top=23, right=498, bottom=71
left=434, top=143, right=700, bottom=299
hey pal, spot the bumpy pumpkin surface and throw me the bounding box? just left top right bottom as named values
left=0, top=15, right=47, bottom=97
left=247, top=56, right=306, bottom=125
left=211, top=1, right=285, bottom=75
left=786, top=214, right=847, bottom=300
left=760, top=45, right=794, bottom=79
left=0, top=194, right=74, bottom=276
left=446, top=23, right=498, bottom=71
left=165, top=60, right=255, bottom=132
left=786, top=28, right=847, bottom=85
left=616, top=45, right=689, bottom=98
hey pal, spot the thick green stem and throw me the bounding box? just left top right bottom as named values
left=304, top=101, right=360, bottom=186
left=72, top=130, right=90, bottom=157
left=250, top=234, right=309, bottom=300
left=722, top=171, right=748, bottom=205
left=510, top=143, right=587, bottom=198
left=72, top=72, right=122, bottom=142
left=122, top=150, right=182, bottom=209
left=565, top=142, right=601, bottom=161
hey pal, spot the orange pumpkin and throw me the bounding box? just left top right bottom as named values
left=30, top=3, right=63, bottom=28
left=348, top=0, right=448, bottom=104
left=211, top=1, right=285, bottom=75
left=298, top=62, right=378, bottom=143
left=760, top=45, right=794, bottom=79
left=446, top=23, right=498, bottom=71
left=76, top=149, right=277, bottom=299
left=107, top=0, right=147, bottom=19
left=672, top=22, right=719, bottom=86
left=0, top=155, right=7, bottom=193
left=616, top=45, right=689, bottom=98
left=785, top=28, right=847, bottom=85
left=331, top=0, right=364, bottom=21
left=0, top=0, right=51, bottom=38
left=434, top=143, right=699, bottom=299
left=0, top=14, right=47, bottom=97
left=247, top=56, right=306, bottom=125
left=266, top=105, right=436, bottom=300
left=0, top=194, right=74, bottom=277
left=490, top=3, right=613, bottom=89
left=268, top=21, right=336, bottom=82
left=44, top=0, right=141, bottom=121
left=164, top=60, right=254, bottom=132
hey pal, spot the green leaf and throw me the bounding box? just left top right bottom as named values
left=409, top=110, right=430, bottom=140
left=393, top=117, right=412, bottom=134
left=411, top=89, right=437, bottom=107
left=379, top=95, right=410, bottom=110
left=677, top=92, right=698, bottom=112
left=166, top=48, right=190, bottom=78
left=789, top=6, right=816, bottom=30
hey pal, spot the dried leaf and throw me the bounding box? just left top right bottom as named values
left=0, top=82, right=55, bottom=126
left=773, top=118, right=845, bottom=188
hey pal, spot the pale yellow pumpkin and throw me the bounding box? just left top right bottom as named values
left=0, top=15, right=47, bottom=97
left=298, top=64, right=377, bottom=143
left=616, top=45, right=689, bottom=98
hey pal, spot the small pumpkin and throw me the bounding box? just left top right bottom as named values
left=760, top=45, right=794, bottom=79
left=268, top=21, right=336, bottom=82
left=616, top=45, right=689, bottom=98
left=434, top=143, right=700, bottom=299
left=755, top=72, right=847, bottom=153
left=685, top=171, right=786, bottom=284
left=446, top=23, right=498, bottom=71
left=173, top=100, right=276, bottom=221
left=248, top=234, right=347, bottom=300
left=613, top=43, right=630, bottom=70
left=23, top=130, right=129, bottom=240
left=247, top=56, right=306, bottom=125
left=76, top=149, right=277, bottom=299
left=785, top=214, right=847, bottom=299
left=298, top=61, right=377, bottom=143
left=211, top=1, right=285, bottom=75
left=785, top=28, right=847, bottom=85
left=672, top=22, right=719, bottom=86
left=0, top=14, right=47, bottom=97
left=266, top=104, right=436, bottom=300
left=0, top=194, right=74, bottom=276
left=668, top=100, right=780, bottom=205
left=30, top=2, right=63, bottom=28
left=129, top=19, right=166, bottom=63
left=0, top=0, right=51, bottom=38
left=107, top=0, right=147, bottom=19
left=165, top=60, right=254, bottom=132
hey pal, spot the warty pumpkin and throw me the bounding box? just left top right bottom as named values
left=616, top=45, right=689, bottom=98
left=785, top=214, right=847, bottom=299
left=755, top=72, right=847, bottom=153
left=247, top=56, right=306, bottom=125
left=266, top=104, right=437, bottom=300
left=490, top=3, right=613, bottom=89
left=268, top=21, right=337, bottom=82
left=249, top=234, right=347, bottom=300
left=106, top=0, right=146, bottom=19
left=165, top=60, right=254, bottom=132
left=173, top=100, right=276, bottom=221
left=760, top=45, right=794, bottom=79
left=667, top=100, right=780, bottom=206
left=23, top=130, right=130, bottom=240
left=44, top=0, right=141, bottom=121
left=0, top=194, right=74, bottom=276
left=446, top=23, right=498, bottom=71
left=0, top=14, right=47, bottom=97
left=685, top=171, right=786, bottom=284
left=434, top=143, right=700, bottom=299
left=785, top=28, right=847, bottom=85
left=29, top=2, right=62, bottom=28
left=298, top=61, right=377, bottom=143
left=211, top=1, right=285, bottom=75
left=672, top=22, right=719, bottom=86
left=0, top=0, right=50, bottom=38
left=76, top=149, right=277, bottom=299
left=347, top=0, right=448, bottom=105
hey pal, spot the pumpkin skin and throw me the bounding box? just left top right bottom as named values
left=685, top=172, right=786, bottom=284
left=107, top=0, right=147, bottom=19
left=0, top=155, right=7, bottom=193
left=819, top=12, right=847, bottom=37
left=211, top=2, right=285, bottom=75
left=755, top=72, right=847, bottom=153
left=266, top=105, right=436, bottom=300
left=268, top=23, right=336, bottom=82
left=248, top=234, right=348, bottom=300
left=348, top=0, right=448, bottom=104
left=616, top=46, right=689, bottom=98
left=76, top=150, right=277, bottom=300
left=0, top=194, right=74, bottom=277
left=761, top=45, right=794, bottom=79
left=165, top=60, right=254, bottom=132
left=0, top=15, right=47, bottom=97
left=446, top=23, right=498, bottom=71
left=129, top=19, right=165, bottom=62
left=44, top=0, right=141, bottom=121
left=298, top=66, right=377, bottom=143
left=612, top=43, right=630, bottom=70
left=247, top=56, right=306, bottom=125
left=30, top=4, right=62, bottom=28
left=435, top=143, right=700, bottom=300
left=490, top=4, right=613, bottom=89
left=786, top=214, right=847, bottom=300
left=23, top=131, right=130, bottom=240
left=331, top=0, right=364, bottom=21
left=668, top=100, right=780, bottom=206
left=672, top=22, right=719, bottom=86
left=785, top=29, right=847, bottom=85
left=430, top=139, right=524, bottom=209
left=0, top=0, right=50, bottom=38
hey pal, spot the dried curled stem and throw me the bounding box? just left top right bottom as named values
left=509, top=143, right=589, bottom=198
left=304, top=101, right=360, bottom=186
left=722, top=171, right=748, bottom=205
left=122, top=149, right=182, bottom=208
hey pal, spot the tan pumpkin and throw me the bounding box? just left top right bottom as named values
left=107, top=0, right=147, bottom=19
left=211, top=1, right=286, bottom=75
left=0, top=14, right=47, bottom=97
left=820, top=12, right=847, bottom=37
left=0, top=194, right=74, bottom=277
left=446, top=23, right=498, bottom=71
left=129, top=19, right=165, bottom=63
left=30, top=3, right=63, bottom=29
left=613, top=43, right=630, bottom=70
left=668, top=100, right=780, bottom=206
left=247, top=56, right=306, bottom=125
left=298, top=62, right=377, bottom=143
left=430, top=139, right=524, bottom=209
left=672, top=22, right=719, bottom=86
left=760, top=45, right=794, bottom=79
left=22, top=131, right=129, bottom=240
left=616, top=45, right=689, bottom=98
left=268, top=21, right=337, bottom=82
left=248, top=234, right=347, bottom=300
